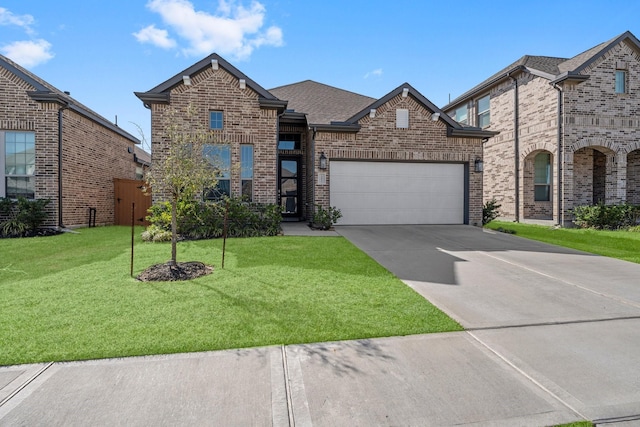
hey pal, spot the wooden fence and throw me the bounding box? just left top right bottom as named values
left=114, top=179, right=152, bottom=226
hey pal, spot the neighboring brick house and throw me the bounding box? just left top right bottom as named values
left=136, top=54, right=494, bottom=226
left=444, top=31, right=640, bottom=225
left=0, top=54, right=142, bottom=227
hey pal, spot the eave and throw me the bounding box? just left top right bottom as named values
left=550, top=72, right=590, bottom=85
left=27, top=91, right=69, bottom=106
left=312, top=122, right=361, bottom=133
left=259, top=97, right=288, bottom=111
left=448, top=128, right=499, bottom=139
left=134, top=92, right=170, bottom=107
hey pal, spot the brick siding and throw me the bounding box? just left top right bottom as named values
left=445, top=39, right=640, bottom=224
left=314, top=93, right=484, bottom=226
left=1, top=66, right=140, bottom=227
left=149, top=66, right=278, bottom=206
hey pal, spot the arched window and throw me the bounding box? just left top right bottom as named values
left=534, top=153, right=551, bottom=201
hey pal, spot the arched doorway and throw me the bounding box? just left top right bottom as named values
left=572, top=146, right=615, bottom=206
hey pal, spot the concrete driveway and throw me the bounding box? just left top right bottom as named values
left=2, top=225, right=640, bottom=426
left=337, top=225, right=640, bottom=424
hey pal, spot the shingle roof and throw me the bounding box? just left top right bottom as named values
left=269, top=80, right=376, bottom=125
left=445, top=55, right=567, bottom=109
left=0, top=54, right=139, bottom=144
left=445, top=31, right=640, bottom=110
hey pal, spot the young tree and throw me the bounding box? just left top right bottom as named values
left=145, top=103, right=221, bottom=264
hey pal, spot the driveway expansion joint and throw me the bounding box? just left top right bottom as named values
left=466, top=331, right=588, bottom=422
left=0, top=362, right=53, bottom=409
left=466, top=315, right=640, bottom=332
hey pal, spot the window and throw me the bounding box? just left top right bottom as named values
left=396, top=109, right=409, bottom=128
left=241, top=145, right=253, bottom=201
left=534, top=153, right=551, bottom=201
left=2, top=131, right=35, bottom=199
left=454, top=105, right=468, bottom=125
left=615, top=70, right=626, bottom=94
left=278, top=134, right=301, bottom=150
left=209, top=111, right=223, bottom=130
left=477, top=95, right=490, bottom=128
left=203, top=144, right=230, bottom=199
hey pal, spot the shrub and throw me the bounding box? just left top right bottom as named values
left=311, top=205, right=342, bottom=230
left=573, top=202, right=640, bottom=230
left=141, top=225, right=172, bottom=242
left=482, top=198, right=501, bottom=225
left=0, top=197, right=51, bottom=238
left=144, top=197, right=282, bottom=240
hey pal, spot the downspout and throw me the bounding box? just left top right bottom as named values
left=552, top=83, right=564, bottom=227
left=508, top=72, right=520, bottom=222
left=311, top=126, right=317, bottom=214
left=276, top=111, right=285, bottom=208
left=57, top=102, right=69, bottom=229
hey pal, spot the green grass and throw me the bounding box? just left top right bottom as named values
left=0, top=227, right=461, bottom=366
left=551, top=422, right=593, bottom=427
left=486, top=221, right=640, bottom=264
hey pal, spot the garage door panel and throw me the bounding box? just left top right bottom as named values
left=330, top=161, right=464, bottom=225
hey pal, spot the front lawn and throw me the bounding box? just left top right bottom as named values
left=486, top=221, right=640, bottom=264
left=0, top=227, right=461, bottom=366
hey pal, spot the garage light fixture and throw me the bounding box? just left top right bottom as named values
left=319, top=152, right=328, bottom=170
left=474, top=157, right=484, bottom=173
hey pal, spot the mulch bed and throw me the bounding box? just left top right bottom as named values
left=0, top=228, right=63, bottom=239
left=137, top=261, right=213, bottom=282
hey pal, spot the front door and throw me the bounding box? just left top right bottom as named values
left=278, top=157, right=301, bottom=219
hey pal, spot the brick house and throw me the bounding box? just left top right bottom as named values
left=0, top=54, right=143, bottom=228
left=443, top=31, right=640, bottom=225
left=136, top=54, right=494, bottom=226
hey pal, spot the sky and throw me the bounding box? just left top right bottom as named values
left=2, top=0, right=640, bottom=152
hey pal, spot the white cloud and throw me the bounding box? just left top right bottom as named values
left=0, top=7, right=35, bottom=34
left=139, top=0, right=283, bottom=59
left=364, top=68, right=383, bottom=79
left=133, top=24, right=177, bottom=49
left=1, top=39, right=54, bottom=68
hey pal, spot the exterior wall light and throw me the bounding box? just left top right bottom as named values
left=319, top=152, right=328, bottom=170
left=474, top=157, right=484, bottom=173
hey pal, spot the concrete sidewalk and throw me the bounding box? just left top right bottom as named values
left=0, top=334, right=581, bottom=426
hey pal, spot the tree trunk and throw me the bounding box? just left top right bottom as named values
left=170, top=195, right=178, bottom=264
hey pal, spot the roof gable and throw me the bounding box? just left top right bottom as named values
left=136, top=53, right=285, bottom=110
left=0, top=54, right=139, bottom=144
left=445, top=31, right=640, bottom=110
left=558, top=31, right=640, bottom=74
left=346, top=83, right=459, bottom=128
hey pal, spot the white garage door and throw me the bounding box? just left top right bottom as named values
left=330, top=161, right=464, bottom=225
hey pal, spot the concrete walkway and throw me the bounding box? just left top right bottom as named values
left=1, top=225, right=639, bottom=426
left=280, top=221, right=340, bottom=237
